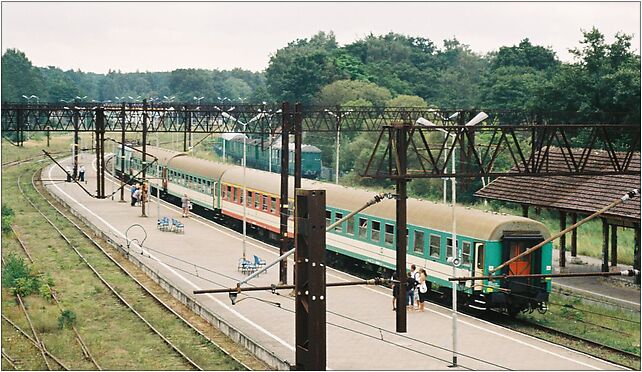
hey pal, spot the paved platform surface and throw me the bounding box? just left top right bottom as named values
left=552, top=249, right=640, bottom=311
left=41, top=156, right=629, bottom=370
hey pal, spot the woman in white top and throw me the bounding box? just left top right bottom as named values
left=418, top=268, right=429, bottom=312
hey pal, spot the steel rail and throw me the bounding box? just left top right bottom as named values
left=1, top=254, right=55, bottom=371
left=17, top=170, right=203, bottom=371
left=32, top=166, right=252, bottom=370
left=0, top=314, right=70, bottom=370
left=487, top=311, right=640, bottom=365
left=1, top=350, right=18, bottom=370
left=16, top=294, right=52, bottom=370
left=10, top=225, right=101, bottom=370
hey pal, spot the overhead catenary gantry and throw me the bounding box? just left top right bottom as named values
left=3, top=101, right=641, bottom=364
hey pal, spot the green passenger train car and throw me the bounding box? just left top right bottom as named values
left=119, top=145, right=553, bottom=315
left=214, top=134, right=322, bottom=179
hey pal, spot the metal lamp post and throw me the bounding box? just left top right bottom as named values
left=324, top=109, right=352, bottom=184
left=214, top=108, right=267, bottom=260
left=417, top=111, right=487, bottom=367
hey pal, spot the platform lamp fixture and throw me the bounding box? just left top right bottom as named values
left=416, top=111, right=487, bottom=367
left=324, top=108, right=353, bottom=184
left=214, top=107, right=270, bottom=261
left=22, top=94, right=39, bottom=104
left=256, top=108, right=282, bottom=173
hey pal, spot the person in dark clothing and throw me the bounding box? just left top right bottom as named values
left=406, top=271, right=418, bottom=311
left=391, top=271, right=399, bottom=311
left=78, top=165, right=86, bottom=183
left=130, top=184, right=138, bottom=206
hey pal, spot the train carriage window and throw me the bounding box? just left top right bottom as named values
left=232, top=187, right=237, bottom=203
left=347, top=217, right=355, bottom=235
left=255, top=194, right=260, bottom=209
left=462, top=242, right=471, bottom=265
left=247, top=191, right=253, bottom=207
left=446, top=238, right=458, bottom=259
left=358, top=218, right=368, bottom=239
left=288, top=201, right=294, bottom=217
left=326, top=210, right=332, bottom=227
left=385, top=224, right=394, bottom=245
left=226, top=185, right=231, bottom=200
left=240, top=189, right=244, bottom=205
left=262, top=195, right=268, bottom=211
left=371, top=221, right=381, bottom=242
left=475, top=243, right=485, bottom=270
left=335, top=212, right=343, bottom=232
left=270, top=197, right=276, bottom=213
left=429, top=235, right=441, bottom=258
left=414, top=230, right=424, bottom=254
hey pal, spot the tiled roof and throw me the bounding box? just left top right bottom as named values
left=475, top=148, right=641, bottom=222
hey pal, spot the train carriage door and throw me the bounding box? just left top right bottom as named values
left=508, top=242, right=531, bottom=276
left=474, top=243, right=484, bottom=291
left=502, top=233, right=543, bottom=293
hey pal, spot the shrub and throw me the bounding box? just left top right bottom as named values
left=58, top=310, right=77, bottom=329
left=1, top=204, right=14, bottom=233
left=2, top=253, right=42, bottom=296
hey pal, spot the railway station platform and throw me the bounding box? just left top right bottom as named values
left=551, top=249, right=640, bottom=311
left=41, top=155, right=628, bottom=370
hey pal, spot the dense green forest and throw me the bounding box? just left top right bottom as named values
left=3, top=27, right=639, bottom=114
left=2, top=27, right=639, bottom=201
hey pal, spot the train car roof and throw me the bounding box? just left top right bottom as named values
left=221, top=133, right=246, bottom=141
left=139, top=146, right=550, bottom=241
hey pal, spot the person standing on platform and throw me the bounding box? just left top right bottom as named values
left=418, top=268, right=428, bottom=312
left=78, top=165, right=86, bottom=183
left=182, top=194, right=190, bottom=218
left=133, top=186, right=142, bottom=206
left=410, top=264, right=420, bottom=309
left=65, top=166, right=72, bottom=182
left=406, top=271, right=417, bottom=312
left=130, top=184, right=137, bottom=206
left=391, top=271, right=399, bottom=311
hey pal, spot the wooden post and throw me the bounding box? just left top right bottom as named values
left=521, top=204, right=529, bottom=218
left=601, top=218, right=609, bottom=272
left=559, top=211, right=566, bottom=268
left=634, top=223, right=640, bottom=285
left=610, top=225, right=618, bottom=267
left=294, top=189, right=326, bottom=370
left=570, top=213, right=578, bottom=257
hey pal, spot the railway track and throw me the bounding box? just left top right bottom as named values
left=15, top=168, right=204, bottom=371
left=484, top=310, right=640, bottom=367
left=9, top=225, right=101, bottom=370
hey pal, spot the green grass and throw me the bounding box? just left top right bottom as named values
left=2, top=140, right=257, bottom=370
left=520, top=291, right=640, bottom=368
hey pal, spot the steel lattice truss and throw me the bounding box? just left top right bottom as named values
left=2, top=102, right=639, bottom=178
left=1, top=103, right=635, bottom=133
left=362, top=123, right=640, bottom=179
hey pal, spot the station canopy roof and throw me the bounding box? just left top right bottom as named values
left=474, top=148, right=641, bottom=225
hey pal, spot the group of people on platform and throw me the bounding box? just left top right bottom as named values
left=130, top=183, right=148, bottom=207
left=391, top=264, right=429, bottom=312
left=64, top=164, right=86, bottom=183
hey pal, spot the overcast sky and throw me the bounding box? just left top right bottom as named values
left=2, top=2, right=639, bottom=73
